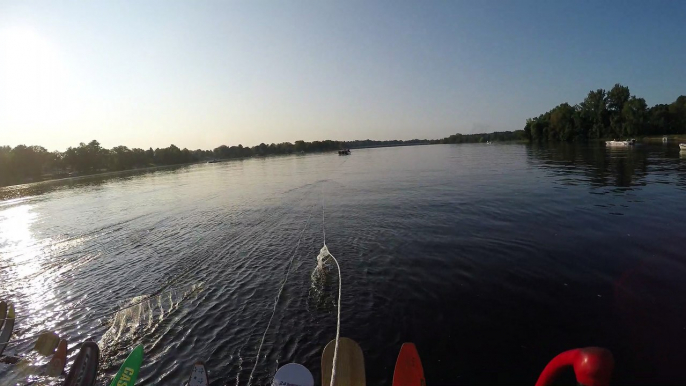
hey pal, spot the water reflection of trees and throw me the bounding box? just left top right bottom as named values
left=679, top=151, right=686, bottom=189
left=526, top=143, right=653, bottom=190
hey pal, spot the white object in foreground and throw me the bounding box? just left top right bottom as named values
left=272, top=363, right=314, bottom=386
left=188, top=361, right=209, bottom=386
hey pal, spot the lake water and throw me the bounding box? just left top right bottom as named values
left=1, top=143, right=685, bottom=385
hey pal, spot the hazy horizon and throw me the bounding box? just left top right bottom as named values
left=1, top=1, right=685, bottom=152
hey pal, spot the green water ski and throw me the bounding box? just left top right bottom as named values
left=109, top=345, right=143, bottom=386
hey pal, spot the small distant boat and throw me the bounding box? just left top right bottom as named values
left=605, top=139, right=635, bottom=147
left=338, top=149, right=351, bottom=155
left=680, top=143, right=686, bottom=150
left=207, top=159, right=219, bottom=164
left=662, top=136, right=668, bottom=142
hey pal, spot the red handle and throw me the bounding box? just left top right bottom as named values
left=535, top=347, right=614, bottom=386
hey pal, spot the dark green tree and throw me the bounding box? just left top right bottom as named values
left=621, top=96, right=648, bottom=137
left=669, top=95, right=686, bottom=133
left=579, top=89, right=608, bottom=139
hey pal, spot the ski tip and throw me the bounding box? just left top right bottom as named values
left=273, top=363, right=314, bottom=386
left=400, top=342, right=420, bottom=356
left=46, top=338, right=68, bottom=376
left=322, top=337, right=365, bottom=386
left=188, top=361, right=209, bottom=386
left=393, top=342, right=425, bottom=386
left=35, top=331, right=61, bottom=356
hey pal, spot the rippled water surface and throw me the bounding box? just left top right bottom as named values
left=1, top=143, right=686, bottom=385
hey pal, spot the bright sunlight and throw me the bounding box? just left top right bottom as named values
left=0, top=26, right=77, bottom=127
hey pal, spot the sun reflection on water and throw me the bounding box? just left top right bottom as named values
left=0, top=204, right=59, bottom=351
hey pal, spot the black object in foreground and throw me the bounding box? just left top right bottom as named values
left=64, top=341, right=100, bottom=386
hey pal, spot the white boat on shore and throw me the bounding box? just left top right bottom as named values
left=605, top=139, right=636, bottom=147
left=680, top=143, right=686, bottom=150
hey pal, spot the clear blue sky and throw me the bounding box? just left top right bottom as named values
left=1, top=0, right=684, bottom=151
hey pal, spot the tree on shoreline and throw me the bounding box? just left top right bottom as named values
left=3, top=84, right=681, bottom=187
left=524, top=84, right=686, bottom=142
left=0, top=138, right=441, bottom=187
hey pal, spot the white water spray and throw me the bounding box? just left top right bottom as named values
left=100, top=283, right=203, bottom=347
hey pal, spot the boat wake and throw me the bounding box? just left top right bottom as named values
left=307, top=246, right=337, bottom=313
left=99, top=283, right=203, bottom=360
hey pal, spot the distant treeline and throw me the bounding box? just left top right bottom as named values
left=20, top=88, right=682, bottom=188
left=524, top=84, right=686, bottom=142
left=0, top=138, right=435, bottom=187
left=212, top=138, right=431, bottom=158
left=431, top=130, right=526, bottom=144
left=0, top=141, right=203, bottom=187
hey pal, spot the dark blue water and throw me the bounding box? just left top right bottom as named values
left=0, top=143, right=685, bottom=385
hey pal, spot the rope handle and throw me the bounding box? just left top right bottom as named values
left=535, top=347, right=614, bottom=386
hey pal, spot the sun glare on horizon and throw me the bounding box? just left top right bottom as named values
left=0, top=26, right=79, bottom=131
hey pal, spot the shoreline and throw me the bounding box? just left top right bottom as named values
left=0, top=144, right=430, bottom=190
left=0, top=162, right=203, bottom=191
left=7, top=137, right=679, bottom=191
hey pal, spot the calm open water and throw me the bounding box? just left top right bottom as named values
left=1, top=143, right=685, bottom=385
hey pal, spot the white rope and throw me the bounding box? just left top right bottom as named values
left=247, top=212, right=313, bottom=386
left=321, top=184, right=326, bottom=246
left=320, top=178, right=342, bottom=386
left=327, top=247, right=342, bottom=386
